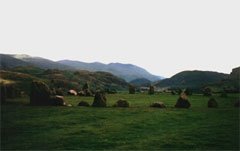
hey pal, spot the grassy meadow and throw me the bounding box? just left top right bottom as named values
left=1, top=93, right=239, bottom=150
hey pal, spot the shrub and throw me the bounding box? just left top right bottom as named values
left=177, top=88, right=182, bottom=95
left=203, top=87, right=212, bottom=96
left=220, top=91, right=228, bottom=98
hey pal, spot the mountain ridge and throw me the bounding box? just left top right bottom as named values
left=57, top=60, right=163, bottom=82
left=0, top=54, right=163, bottom=82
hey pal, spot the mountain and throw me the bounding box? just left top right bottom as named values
left=58, top=60, right=162, bottom=82
left=0, top=54, right=31, bottom=69
left=0, top=54, right=75, bottom=70
left=129, top=78, right=152, bottom=87
left=0, top=54, right=163, bottom=82
left=154, top=70, right=228, bottom=88
left=11, top=54, right=75, bottom=70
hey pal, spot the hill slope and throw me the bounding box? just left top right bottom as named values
left=155, top=70, right=228, bottom=88
left=58, top=60, right=162, bottom=82
left=207, top=67, right=240, bottom=92
left=1, top=67, right=129, bottom=94
left=129, top=78, right=151, bottom=87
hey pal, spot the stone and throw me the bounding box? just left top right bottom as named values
left=68, top=89, right=77, bottom=96
left=175, top=93, right=191, bottom=108
left=208, top=97, right=218, bottom=108
left=108, top=89, right=117, bottom=94
left=50, top=95, right=66, bottom=106
left=112, top=99, right=129, bottom=107
left=78, top=101, right=90, bottom=107
left=92, top=92, right=107, bottom=107
left=78, top=91, right=85, bottom=96
left=56, top=87, right=64, bottom=96
left=66, top=104, right=72, bottom=107
left=0, top=84, right=7, bottom=104
left=234, top=100, right=240, bottom=107
left=150, top=102, right=166, bottom=108
left=129, top=85, right=135, bottom=94
left=84, top=89, right=93, bottom=96
left=30, top=81, right=51, bottom=106
left=149, top=86, right=154, bottom=95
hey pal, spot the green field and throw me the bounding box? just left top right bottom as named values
left=1, top=93, right=239, bottom=150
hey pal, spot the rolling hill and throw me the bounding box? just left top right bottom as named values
left=207, top=67, right=240, bottom=92
left=154, top=70, right=228, bottom=89
left=1, top=66, right=129, bottom=94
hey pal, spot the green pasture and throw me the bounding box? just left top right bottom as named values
left=1, top=93, right=239, bottom=150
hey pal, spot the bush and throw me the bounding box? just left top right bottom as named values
left=171, top=91, right=176, bottom=95
left=184, top=88, right=192, bottom=95
left=220, top=91, right=228, bottom=98
left=203, top=87, right=212, bottom=96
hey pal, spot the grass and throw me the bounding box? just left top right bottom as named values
left=1, top=93, right=239, bottom=150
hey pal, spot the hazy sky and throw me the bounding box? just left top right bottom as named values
left=0, top=0, right=239, bottom=78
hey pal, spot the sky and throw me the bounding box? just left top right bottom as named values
left=0, top=0, right=239, bottom=78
